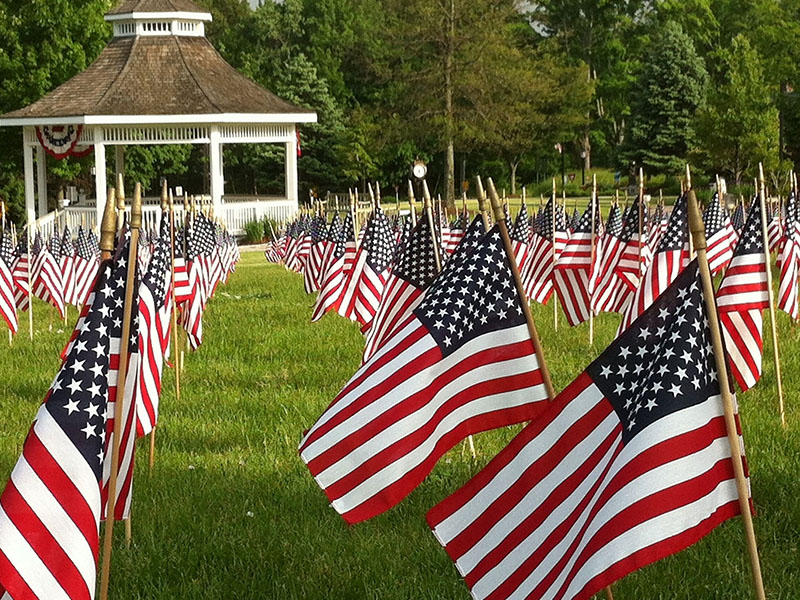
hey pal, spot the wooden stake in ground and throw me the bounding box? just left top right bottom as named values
left=686, top=185, right=767, bottom=600
left=99, top=184, right=142, bottom=600
left=757, top=163, right=786, bottom=428
left=486, top=178, right=555, bottom=401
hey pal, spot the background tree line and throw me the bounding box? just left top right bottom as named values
left=1, top=0, right=800, bottom=219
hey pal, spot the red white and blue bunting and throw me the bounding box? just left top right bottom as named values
left=35, top=125, right=92, bottom=159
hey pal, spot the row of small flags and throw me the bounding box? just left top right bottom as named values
left=267, top=174, right=782, bottom=599
left=0, top=189, right=240, bottom=600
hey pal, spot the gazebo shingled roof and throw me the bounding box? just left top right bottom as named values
left=2, top=36, right=314, bottom=119
left=107, top=0, right=209, bottom=14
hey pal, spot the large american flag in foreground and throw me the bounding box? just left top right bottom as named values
left=300, top=226, right=549, bottom=524
left=428, top=261, right=746, bottom=600
left=718, top=201, right=768, bottom=391
left=0, top=257, right=112, bottom=600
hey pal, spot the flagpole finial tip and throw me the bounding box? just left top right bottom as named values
left=130, top=183, right=143, bottom=230
left=485, top=178, right=505, bottom=223
left=161, top=180, right=168, bottom=211
left=99, top=188, right=118, bottom=253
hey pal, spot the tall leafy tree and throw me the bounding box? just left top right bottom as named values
left=694, top=35, right=779, bottom=185
left=620, top=21, right=707, bottom=174
left=0, top=0, right=111, bottom=222
left=529, top=0, right=648, bottom=171
left=381, top=0, right=528, bottom=206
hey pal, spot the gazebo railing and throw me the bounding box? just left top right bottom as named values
left=26, top=195, right=298, bottom=238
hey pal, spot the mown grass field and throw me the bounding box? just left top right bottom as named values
left=1, top=250, right=798, bottom=599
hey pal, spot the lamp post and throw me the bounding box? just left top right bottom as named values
left=580, top=151, right=586, bottom=186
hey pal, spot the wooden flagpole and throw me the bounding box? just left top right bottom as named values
left=25, top=224, right=33, bottom=341
left=475, top=177, right=490, bottom=231
left=686, top=182, right=767, bottom=600
left=757, top=163, right=786, bottom=428
left=589, top=174, right=597, bottom=347
left=99, top=183, right=141, bottom=600
left=1, top=202, right=10, bottom=346
left=422, top=181, right=442, bottom=273
left=638, top=167, right=644, bottom=276
left=168, top=189, right=181, bottom=427
left=486, top=178, right=555, bottom=401
left=407, top=181, right=417, bottom=226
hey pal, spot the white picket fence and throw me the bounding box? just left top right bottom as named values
left=27, top=195, right=298, bottom=238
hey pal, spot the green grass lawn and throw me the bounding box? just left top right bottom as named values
left=1, top=251, right=798, bottom=599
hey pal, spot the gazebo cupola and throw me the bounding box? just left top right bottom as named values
left=0, top=0, right=317, bottom=230
left=105, top=0, right=212, bottom=38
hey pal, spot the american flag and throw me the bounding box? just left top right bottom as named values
left=316, top=214, right=342, bottom=285
left=12, top=236, right=31, bottom=312
left=59, top=227, right=77, bottom=306
left=777, top=192, right=800, bottom=320
left=448, top=215, right=487, bottom=265
left=101, top=238, right=140, bottom=521
left=428, top=261, right=746, bottom=600
left=0, top=230, right=18, bottom=335
left=443, top=212, right=466, bottom=256
left=311, top=213, right=354, bottom=322
left=520, top=196, right=568, bottom=303
left=181, top=216, right=216, bottom=350
left=619, top=194, right=690, bottom=333
left=731, top=202, right=746, bottom=233
left=31, top=232, right=65, bottom=319
left=303, top=215, right=327, bottom=294
left=171, top=223, right=191, bottom=305
left=717, top=201, right=768, bottom=391
left=300, top=226, right=549, bottom=524
left=0, top=255, right=114, bottom=600
left=337, top=207, right=396, bottom=326
left=766, top=208, right=783, bottom=253
left=73, top=227, right=100, bottom=307
left=590, top=204, right=631, bottom=315
left=704, top=193, right=735, bottom=276
left=510, top=205, right=531, bottom=278
left=613, top=198, right=650, bottom=293
left=362, top=216, right=439, bottom=362
left=135, top=216, right=173, bottom=437
left=554, top=196, right=601, bottom=326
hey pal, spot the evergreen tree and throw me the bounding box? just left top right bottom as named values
left=621, top=22, right=708, bottom=174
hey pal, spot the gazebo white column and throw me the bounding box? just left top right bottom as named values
left=93, top=127, right=107, bottom=225
left=285, top=125, right=298, bottom=206
left=22, top=128, right=35, bottom=225
left=209, top=125, right=224, bottom=214
left=35, top=145, right=48, bottom=217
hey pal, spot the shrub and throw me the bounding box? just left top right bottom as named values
left=243, top=220, right=264, bottom=244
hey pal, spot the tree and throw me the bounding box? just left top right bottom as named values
left=481, top=44, right=592, bottom=194
left=381, top=0, right=528, bottom=207
left=694, top=35, right=779, bottom=185
left=528, top=0, right=649, bottom=171
left=0, top=0, right=111, bottom=222
left=620, top=22, right=707, bottom=174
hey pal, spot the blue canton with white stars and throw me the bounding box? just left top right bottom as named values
left=448, top=215, right=487, bottom=266
left=394, top=218, right=439, bottom=289
left=586, top=261, right=719, bottom=444
left=47, top=260, right=113, bottom=479
left=732, top=201, right=764, bottom=257
left=656, top=193, right=688, bottom=252
left=414, top=226, right=526, bottom=357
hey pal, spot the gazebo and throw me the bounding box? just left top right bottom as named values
left=0, top=0, right=317, bottom=232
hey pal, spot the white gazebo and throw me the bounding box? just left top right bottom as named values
left=0, top=0, right=317, bottom=233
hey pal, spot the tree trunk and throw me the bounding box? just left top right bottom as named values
left=582, top=129, right=591, bottom=173
left=444, top=0, right=456, bottom=208
left=510, top=159, right=519, bottom=196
